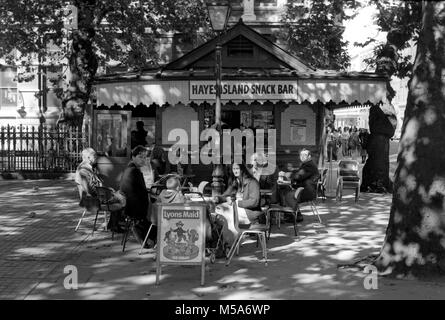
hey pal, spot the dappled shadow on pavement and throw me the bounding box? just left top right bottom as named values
left=0, top=179, right=103, bottom=299
left=3, top=179, right=444, bottom=300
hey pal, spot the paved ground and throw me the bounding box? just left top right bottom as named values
left=1, top=141, right=444, bottom=300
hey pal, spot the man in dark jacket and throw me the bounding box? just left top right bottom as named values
left=272, top=149, right=320, bottom=222
left=120, top=145, right=153, bottom=247
left=290, top=149, right=320, bottom=203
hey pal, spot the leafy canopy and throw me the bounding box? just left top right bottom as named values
left=0, top=0, right=209, bottom=123
left=283, top=0, right=360, bottom=70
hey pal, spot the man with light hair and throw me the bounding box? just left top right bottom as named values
left=248, top=152, right=274, bottom=190
left=272, top=148, right=320, bottom=223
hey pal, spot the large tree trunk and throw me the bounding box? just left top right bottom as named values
left=375, top=1, right=445, bottom=275
left=58, top=0, right=98, bottom=128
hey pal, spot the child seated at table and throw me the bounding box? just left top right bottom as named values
left=157, top=176, right=213, bottom=244
left=158, top=176, right=187, bottom=204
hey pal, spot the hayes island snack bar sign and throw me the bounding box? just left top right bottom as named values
left=190, top=80, right=299, bottom=100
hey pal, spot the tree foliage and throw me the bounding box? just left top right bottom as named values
left=283, top=0, right=360, bottom=70
left=359, top=0, right=422, bottom=80
left=0, top=0, right=208, bottom=126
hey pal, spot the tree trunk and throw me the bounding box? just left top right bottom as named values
left=58, top=0, right=98, bottom=128
left=375, top=1, right=445, bottom=275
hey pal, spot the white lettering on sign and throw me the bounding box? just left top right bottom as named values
left=190, top=80, right=299, bottom=100
left=163, top=209, right=200, bottom=220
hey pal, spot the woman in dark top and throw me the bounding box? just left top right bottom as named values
left=217, top=163, right=263, bottom=223
left=214, top=162, right=264, bottom=248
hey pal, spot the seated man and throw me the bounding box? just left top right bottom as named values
left=248, top=152, right=275, bottom=190
left=271, top=149, right=320, bottom=222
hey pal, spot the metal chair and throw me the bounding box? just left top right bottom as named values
left=336, top=160, right=360, bottom=202
left=225, top=202, right=269, bottom=267
left=316, top=168, right=328, bottom=202
left=75, top=183, right=100, bottom=232
left=121, top=215, right=138, bottom=252
left=139, top=192, right=159, bottom=255
left=75, top=184, right=88, bottom=232
left=93, top=186, right=115, bottom=236
left=298, top=198, right=323, bottom=224
left=266, top=187, right=304, bottom=238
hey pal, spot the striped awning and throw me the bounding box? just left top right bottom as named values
left=96, top=78, right=387, bottom=107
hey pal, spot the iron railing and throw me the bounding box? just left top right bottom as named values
left=0, top=124, right=86, bottom=173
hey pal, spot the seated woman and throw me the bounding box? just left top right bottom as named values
left=213, top=162, right=264, bottom=247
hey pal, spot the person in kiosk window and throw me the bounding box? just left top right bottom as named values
left=119, top=145, right=154, bottom=248
left=131, top=121, right=148, bottom=149
left=271, top=149, right=320, bottom=223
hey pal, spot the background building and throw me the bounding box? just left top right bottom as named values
left=0, top=0, right=314, bottom=129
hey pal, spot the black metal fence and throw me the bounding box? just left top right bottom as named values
left=0, top=124, right=86, bottom=173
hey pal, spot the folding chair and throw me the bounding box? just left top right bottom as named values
left=139, top=192, right=159, bottom=255
left=298, top=198, right=323, bottom=224
left=121, top=215, right=138, bottom=252
left=93, top=186, right=115, bottom=236
left=316, top=168, right=328, bottom=202
left=225, top=202, right=269, bottom=267
left=336, top=160, right=360, bottom=202
left=75, top=184, right=88, bottom=232
left=75, top=184, right=100, bottom=233
left=266, top=187, right=303, bottom=238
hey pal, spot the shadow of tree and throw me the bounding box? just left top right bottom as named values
left=3, top=178, right=444, bottom=300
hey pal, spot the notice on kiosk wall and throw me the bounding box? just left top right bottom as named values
left=158, top=204, right=205, bottom=264
left=290, top=119, right=307, bottom=144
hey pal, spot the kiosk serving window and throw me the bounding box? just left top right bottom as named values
left=94, top=110, right=131, bottom=158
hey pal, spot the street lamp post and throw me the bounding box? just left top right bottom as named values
left=205, top=0, right=231, bottom=197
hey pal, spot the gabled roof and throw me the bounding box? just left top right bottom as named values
left=163, top=19, right=316, bottom=72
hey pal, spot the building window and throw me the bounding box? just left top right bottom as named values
left=0, top=67, right=18, bottom=108
left=46, top=65, right=63, bottom=108
left=227, top=36, right=254, bottom=59
left=293, top=0, right=310, bottom=7
left=257, top=0, right=278, bottom=6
